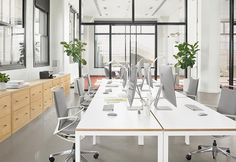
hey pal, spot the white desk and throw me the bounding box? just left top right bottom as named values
left=151, top=97, right=236, bottom=162
left=76, top=80, right=164, bottom=162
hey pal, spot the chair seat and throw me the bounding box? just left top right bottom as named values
left=60, top=120, right=80, bottom=135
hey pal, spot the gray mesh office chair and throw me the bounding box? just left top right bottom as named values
left=186, top=88, right=236, bottom=160
left=104, top=66, right=116, bottom=78
left=49, top=88, right=99, bottom=162
left=76, top=78, right=92, bottom=108
left=184, top=77, right=199, bottom=100
left=84, top=74, right=97, bottom=97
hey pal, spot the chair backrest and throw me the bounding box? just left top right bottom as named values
left=217, top=88, right=236, bottom=116
left=76, top=78, right=85, bottom=97
left=186, top=77, right=199, bottom=96
left=53, top=87, right=68, bottom=118
left=104, top=67, right=110, bottom=77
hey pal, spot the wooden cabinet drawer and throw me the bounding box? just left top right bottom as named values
left=30, top=85, right=42, bottom=102
left=31, top=99, right=43, bottom=120
left=0, top=115, right=11, bottom=142
left=0, top=95, right=11, bottom=118
left=12, top=89, right=30, bottom=111
left=53, top=78, right=61, bottom=88
left=43, top=81, right=52, bottom=91
left=43, top=95, right=52, bottom=110
left=12, top=105, right=30, bottom=133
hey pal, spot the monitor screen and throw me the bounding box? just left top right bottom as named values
left=159, top=65, right=177, bottom=107
left=127, top=65, right=137, bottom=107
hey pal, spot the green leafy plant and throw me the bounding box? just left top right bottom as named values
left=0, top=73, right=10, bottom=83
left=173, top=41, right=199, bottom=69
left=60, top=39, right=87, bottom=65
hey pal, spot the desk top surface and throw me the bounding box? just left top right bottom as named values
left=77, top=79, right=236, bottom=132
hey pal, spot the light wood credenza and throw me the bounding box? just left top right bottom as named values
left=0, top=74, right=70, bottom=142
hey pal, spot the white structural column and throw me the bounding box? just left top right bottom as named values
left=198, top=0, right=220, bottom=93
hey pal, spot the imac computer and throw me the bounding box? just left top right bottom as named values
left=140, top=63, right=153, bottom=89
left=120, top=66, right=128, bottom=88
left=136, top=59, right=144, bottom=79
left=153, top=65, right=177, bottom=110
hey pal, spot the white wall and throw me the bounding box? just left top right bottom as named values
left=1, top=0, right=53, bottom=81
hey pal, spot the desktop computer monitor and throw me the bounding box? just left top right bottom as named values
left=143, top=63, right=153, bottom=88
left=127, top=65, right=137, bottom=107
left=136, top=59, right=144, bottom=78
left=159, top=65, right=177, bottom=107
left=120, top=66, right=128, bottom=88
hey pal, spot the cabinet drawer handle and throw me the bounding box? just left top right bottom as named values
left=3, top=124, right=7, bottom=127
left=32, top=108, right=35, bottom=110
left=25, top=113, right=28, bottom=115
left=16, top=118, right=19, bottom=121
left=25, top=97, right=28, bottom=99
left=32, top=94, right=35, bottom=96
left=15, top=100, right=19, bottom=103
left=39, top=91, right=41, bottom=93
left=3, top=105, right=7, bottom=108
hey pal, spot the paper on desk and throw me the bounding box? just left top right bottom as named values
left=104, top=97, right=127, bottom=104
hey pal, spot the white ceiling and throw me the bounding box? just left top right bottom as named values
left=82, top=0, right=185, bottom=22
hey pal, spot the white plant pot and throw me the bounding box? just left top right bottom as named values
left=0, top=82, right=6, bottom=91
left=183, top=78, right=189, bottom=92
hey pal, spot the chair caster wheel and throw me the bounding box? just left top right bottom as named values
left=49, top=157, right=55, bottom=162
left=94, top=153, right=99, bottom=159
left=198, top=146, right=202, bottom=150
left=226, top=149, right=230, bottom=154
left=186, top=154, right=192, bottom=160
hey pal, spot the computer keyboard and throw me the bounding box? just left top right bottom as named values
left=185, top=104, right=203, bottom=111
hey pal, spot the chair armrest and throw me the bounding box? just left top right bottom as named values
left=54, top=116, right=79, bottom=135
left=223, top=114, right=236, bottom=120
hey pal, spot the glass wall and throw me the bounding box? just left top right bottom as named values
left=0, top=0, right=25, bottom=70
left=94, top=25, right=155, bottom=68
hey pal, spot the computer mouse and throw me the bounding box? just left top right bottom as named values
left=107, top=112, right=117, bottom=116
left=198, top=113, right=208, bottom=116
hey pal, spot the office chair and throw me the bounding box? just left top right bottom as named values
left=49, top=88, right=99, bottom=162
left=83, top=74, right=97, bottom=97
left=75, top=78, right=92, bottom=108
left=186, top=88, right=236, bottom=160
left=184, top=77, right=199, bottom=100
left=104, top=66, right=116, bottom=78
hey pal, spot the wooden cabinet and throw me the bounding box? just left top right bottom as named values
left=43, top=81, right=53, bottom=110
left=0, top=115, right=11, bottom=142
left=12, top=105, right=30, bottom=133
left=0, top=94, right=11, bottom=142
left=0, top=74, right=70, bottom=142
left=30, top=85, right=43, bottom=120
left=12, top=89, right=30, bottom=111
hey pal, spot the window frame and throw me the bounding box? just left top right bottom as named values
left=0, top=0, right=26, bottom=71
left=33, top=1, right=50, bottom=67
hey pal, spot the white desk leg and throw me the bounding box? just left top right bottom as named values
left=163, top=134, right=169, bottom=162
left=138, top=136, right=144, bottom=145
left=157, top=134, right=163, bottom=162
left=93, top=136, right=97, bottom=145
left=185, top=136, right=190, bottom=145
left=75, top=133, right=81, bottom=162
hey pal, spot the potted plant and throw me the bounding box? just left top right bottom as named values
left=173, top=41, right=199, bottom=90
left=61, top=39, right=87, bottom=69
left=0, top=73, right=10, bottom=91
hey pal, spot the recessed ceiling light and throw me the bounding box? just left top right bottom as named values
left=117, top=5, right=120, bottom=8
left=149, top=7, right=153, bottom=10
left=145, top=13, right=148, bottom=16
left=104, top=7, right=107, bottom=10
left=105, top=13, right=108, bottom=16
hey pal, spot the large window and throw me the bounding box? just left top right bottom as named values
left=0, top=0, right=25, bottom=70
left=94, top=25, right=155, bottom=68
left=34, top=3, right=49, bottom=67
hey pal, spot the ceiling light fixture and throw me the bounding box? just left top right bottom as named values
left=104, top=6, right=107, bottom=10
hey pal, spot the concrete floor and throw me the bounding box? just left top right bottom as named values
left=0, top=90, right=236, bottom=162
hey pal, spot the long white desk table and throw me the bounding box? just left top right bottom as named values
left=76, top=80, right=164, bottom=162
left=151, top=97, right=236, bottom=162
left=76, top=79, right=236, bottom=162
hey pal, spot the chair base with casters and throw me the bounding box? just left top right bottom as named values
left=186, top=140, right=235, bottom=160
left=49, top=143, right=99, bottom=162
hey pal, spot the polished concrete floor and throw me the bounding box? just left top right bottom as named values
left=0, top=90, right=236, bottom=162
